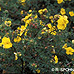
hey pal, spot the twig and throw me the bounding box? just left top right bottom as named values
left=66, top=62, right=72, bottom=66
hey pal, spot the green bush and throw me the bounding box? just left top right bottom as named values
left=0, top=0, right=74, bottom=74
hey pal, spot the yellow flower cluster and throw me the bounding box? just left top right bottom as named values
left=40, top=20, right=45, bottom=26
left=17, top=25, right=26, bottom=36
left=17, top=25, right=29, bottom=36
left=17, top=13, right=33, bottom=36
left=49, top=16, right=54, bottom=23
left=23, top=13, right=32, bottom=22
left=57, top=0, right=63, bottom=4
left=62, top=43, right=74, bottom=55
left=41, top=23, right=57, bottom=35
left=38, top=8, right=48, bottom=15
left=0, top=37, right=12, bottom=49
left=41, top=27, right=48, bottom=34
left=57, top=15, right=69, bottom=30
left=47, top=23, right=57, bottom=35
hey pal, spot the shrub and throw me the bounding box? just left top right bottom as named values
left=0, top=0, right=74, bottom=74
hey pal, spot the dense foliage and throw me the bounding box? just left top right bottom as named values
left=0, top=0, right=74, bottom=74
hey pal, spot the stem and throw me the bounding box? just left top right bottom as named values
left=12, top=46, right=16, bottom=52
left=66, top=62, right=72, bottom=66
left=21, top=58, right=23, bottom=74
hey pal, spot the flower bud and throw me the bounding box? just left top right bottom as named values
left=72, top=40, right=74, bottom=44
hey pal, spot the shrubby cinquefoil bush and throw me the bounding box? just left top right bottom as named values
left=0, top=0, right=74, bottom=74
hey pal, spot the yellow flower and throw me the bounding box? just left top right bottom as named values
left=41, top=27, right=48, bottom=34
left=51, top=20, right=53, bottom=23
left=21, top=10, right=23, bottom=14
left=36, top=69, right=40, bottom=73
left=69, top=11, right=74, bottom=16
left=0, top=7, right=1, bottom=11
left=62, top=43, right=67, bottom=49
left=43, top=8, right=48, bottom=12
left=43, top=15, right=48, bottom=18
left=25, top=19, right=31, bottom=24
left=63, top=15, right=68, bottom=19
left=52, top=46, right=54, bottom=48
left=71, top=71, right=74, bottom=74
left=19, top=53, right=22, bottom=56
left=47, top=23, right=52, bottom=29
left=38, top=8, right=48, bottom=15
left=57, top=23, right=66, bottom=30
left=24, top=29, right=29, bottom=36
left=5, top=21, right=11, bottom=26
left=23, top=13, right=32, bottom=22
left=17, top=27, right=20, bottom=30
left=47, top=24, right=57, bottom=35
left=35, top=65, right=37, bottom=68
left=40, top=20, right=45, bottom=26
left=41, top=31, right=45, bottom=34
left=65, top=47, right=74, bottom=55
left=18, top=25, right=27, bottom=36
left=49, top=16, right=53, bottom=19
left=29, top=10, right=32, bottom=12
left=38, top=9, right=43, bottom=15
left=0, top=37, right=12, bottom=49
left=54, top=14, right=61, bottom=18
left=34, top=14, right=38, bottom=19
left=14, top=36, right=21, bottom=43
left=20, top=0, right=26, bottom=2
left=54, top=55, right=58, bottom=64
left=17, top=52, right=22, bottom=56
left=51, top=31, right=57, bottom=35
left=72, top=40, right=74, bottom=44
left=6, top=33, right=9, bottom=35
left=42, top=27, right=47, bottom=30
left=50, top=26, right=57, bottom=35
left=14, top=52, right=18, bottom=60
left=21, top=2, right=26, bottom=6
left=60, top=8, right=66, bottom=15
left=57, top=16, right=69, bottom=30
left=38, top=37, right=41, bottom=39
left=57, top=0, right=63, bottom=4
